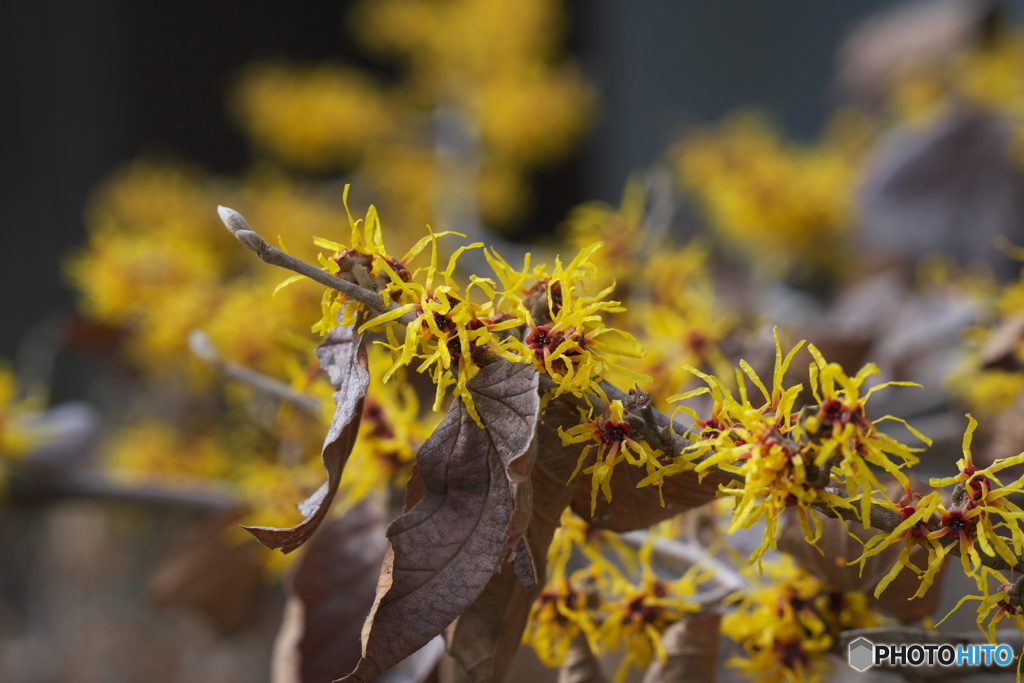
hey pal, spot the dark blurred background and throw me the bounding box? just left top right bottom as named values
left=1, top=0, right=980, bottom=369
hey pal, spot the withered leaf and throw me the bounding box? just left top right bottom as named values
left=340, top=361, right=540, bottom=682
left=779, top=498, right=947, bottom=623
left=980, top=313, right=1024, bottom=372
left=272, top=500, right=388, bottom=683
left=571, top=460, right=730, bottom=532
left=447, top=398, right=585, bottom=682
left=148, top=508, right=265, bottom=635
left=244, top=324, right=369, bottom=553
left=557, top=634, right=609, bottom=683
left=859, top=108, right=1024, bottom=278
left=641, top=612, right=721, bottom=683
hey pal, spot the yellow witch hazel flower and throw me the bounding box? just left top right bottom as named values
left=941, top=568, right=1024, bottom=647
left=723, top=556, right=882, bottom=683
left=802, top=344, right=930, bottom=528
left=359, top=230, right=523, bottom=426
left=281, top=184, right=442, bottom=334
left=523, top=569, right=598, bottom=668
left=858, top=482, right=948, bottom=600
left=523, top=515, right=602, bottom=668
left=559, top=399, right=666, bottom=515
left=928, top=414, right=1024, bottom=579
left=667, top=332, right=849, bottom=562
left=592, top=533, right=709, bottom=682
left=493, top=243, right=651, bottom=403
left=668, top=331, right=928, bottom=563
left=863, top=414, right=1024, bottom=603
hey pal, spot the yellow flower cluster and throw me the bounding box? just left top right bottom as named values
left=294, top=192, right=648, bottom=425
left=864, top=415, right=1024, bottom=602
left=676, top=111, right=872, bottom=278
left=229, top=0, right=591, bottom=231
left=942, top=568, right=1024, bottom=647
left=948, top=259, right=1024, bottom=418
left=230, top=63, right=396, bottom=173
left=560, top=400, right=665, bottom=514
left=564, top=176, right=737, bottom=409
left=68, top=162, right=330, bottom=380
left=722, top=556, right=883, bottom=683
left=889, top=29, right=1024, bottom=163
left=668, top=332, right=927, bottom=562
left=524, top=513, right=708, bottom=682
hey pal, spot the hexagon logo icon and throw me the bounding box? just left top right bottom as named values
left=848, top=637, right=874, bottom=672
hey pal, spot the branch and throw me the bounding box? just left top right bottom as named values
left=188, top=329, right=322, bottom=413
left=812, top=486, right=1024, bottom=575
left=7, top=468, right=239, bottom=511
left=219, top=207, right=1024, bottom=578
left=620, top=530, right=746, bottom=607
left=217, top=206, right=417, bottom=325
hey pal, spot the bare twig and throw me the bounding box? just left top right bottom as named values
left=217, top=206, right=417, bottom=325
left=620, top=530, right=746, bottom=607
left=7, top=469, right=239, bottom=511
left=188, top=330, right=321, bottom=413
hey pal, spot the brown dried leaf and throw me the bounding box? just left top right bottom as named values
left=272, top=500, right=388, bottom=683
left=148, top=508, right=265, bottom=635
left=859, top=108, right=1024, bottom=277
left=340, top=361, right=540, bottom=682
left=557, top=634, right=609, bottom=683
left=980, top=313, right=1024, bottom=371
left=641, top=612, right=721, bottom=683
left=447, top=398, right=585, bottom=681
left=779, top=497, right=947, bottom=623
left=571, top=461, right=730, bottom=532
left=244, top=325, right=370, bottom=553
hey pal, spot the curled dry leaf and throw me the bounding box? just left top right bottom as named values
left=244, top=324, right=370, bottom=553
left=858, top=108, right=1024, bottom=278
left=557, top=634, right=609, bottom=683
left=447, top=398, right=587, bottom=682
left=571, top=459, right=730, bottom=532
left=148, top=508, right=265, bottom=635
left=272, top=500, right=388, bottom=683
left=778, top=493, right=947, bottom=623
left=641, top=612, right=721, bottom=683
left=340, top=361, right=540, bottom=682
left=979, top=313, right=1024, bottom=372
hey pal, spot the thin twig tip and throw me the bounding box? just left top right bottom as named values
left=217, top=205, right=249, bottom=235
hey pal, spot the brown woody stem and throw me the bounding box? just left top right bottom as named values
left=217, top=206, right=417, bottom=325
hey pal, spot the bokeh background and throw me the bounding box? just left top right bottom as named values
left=7, top=2, right=1024, bottom=682
left=1, top=0, right=911, bottom=370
